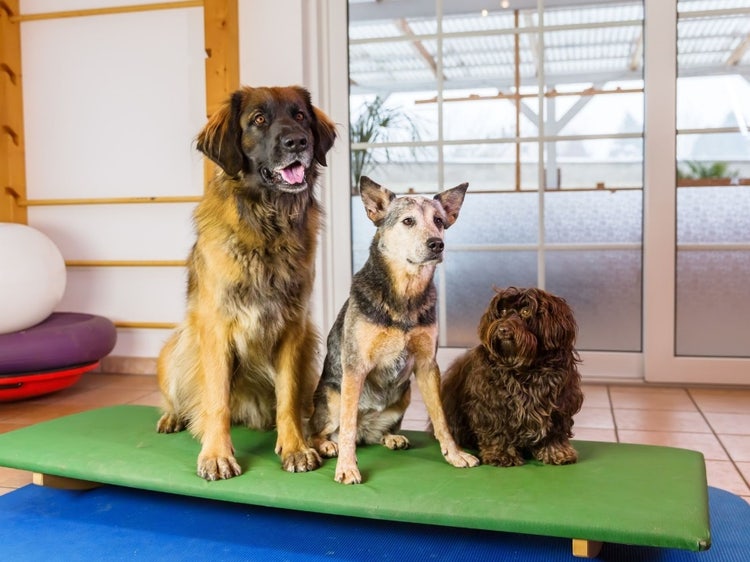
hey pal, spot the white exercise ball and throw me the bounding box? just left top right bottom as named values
left=0, top=223, right=67, bottom=335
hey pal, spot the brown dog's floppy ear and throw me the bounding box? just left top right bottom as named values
left=539, top=292, right=578, bottom=351
left=435, top=182, right=469, bottom=228
left=293, top=85, right=337, bottom=166
left=312, top=106, right=337, bottom=166
left=477, top=289, right=503, bottom=355
left=196, top=90, right=245, bottom=177
left=360, top=176, right=395, bottom=226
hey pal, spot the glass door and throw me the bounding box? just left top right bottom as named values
left=644, top=0, right=750, bottom=384
left=347, top=0, right=646, bottom=380
left=339, top=0, right=750, bottom=383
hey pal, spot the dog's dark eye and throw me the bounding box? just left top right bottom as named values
left=519, top=307, right=532, bottom=318
left=253, top=114, right=266, bottom=126
left=402, top=217, right=415, bottom=227
left=294, top=111, right=305, bottom=122
left=434, top=216, right=444, bottom=229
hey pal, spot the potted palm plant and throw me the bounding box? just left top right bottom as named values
left=349, top=96, right=422, bottom=194
left=677, top=161, right=741, bottom=186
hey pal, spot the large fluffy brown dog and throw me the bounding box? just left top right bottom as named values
left=441, top=287, right=583, bottom=467
left=156, top=85, right=336, bottom=480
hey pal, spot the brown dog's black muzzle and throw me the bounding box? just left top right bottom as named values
left=277, top=121, right=312, bottom=157
left=282, top=131, right=309, bottom=153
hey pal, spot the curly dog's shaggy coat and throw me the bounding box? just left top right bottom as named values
left=441, top=286, right=583, bottom=467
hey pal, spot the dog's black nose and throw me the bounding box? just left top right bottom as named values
left=282, top=134, right=308, bottom=152
left=427, top=237, right=444, bottom=254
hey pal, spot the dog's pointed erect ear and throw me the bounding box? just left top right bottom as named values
left=196, top=90, right=245, bottom=177
left=360, top=176, right=395, bottom=226
left=434, top=182, right=469, bottom=228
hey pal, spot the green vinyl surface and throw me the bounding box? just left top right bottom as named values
left=0, top=405, right=710, bottom=551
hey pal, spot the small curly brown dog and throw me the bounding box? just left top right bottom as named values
left=156, top=85, right=336, bottom=480
left=441, top=286, right=583, bottom=467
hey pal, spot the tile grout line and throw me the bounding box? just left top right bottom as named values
left=686, top=388, right=750, bottom=493
left=606, top=385, right=621, bottom=443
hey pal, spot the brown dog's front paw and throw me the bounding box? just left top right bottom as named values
left=197, top=455, right=242, bottom=481
left=480, top=449, right=525, bottom=467
left=536, top=442, right=578, bottom=465
left=281, top=447, right=323, bottom=473
left=334, top=461, right=362, bottom=485
left=156, top=412, right=185, bottom=433
left=382, top=434, right=410, bottom=450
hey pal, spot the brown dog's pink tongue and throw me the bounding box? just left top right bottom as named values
left=280, top=163, right=305, bottom=184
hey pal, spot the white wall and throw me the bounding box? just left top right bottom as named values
left=19, top=0, right=349, bottom=363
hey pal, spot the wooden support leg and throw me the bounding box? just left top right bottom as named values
left=572, top=538, right=603, bottom=558
left=33, top=472, right=100, bottom=490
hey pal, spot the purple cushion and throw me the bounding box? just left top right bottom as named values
left=0, top=313, right=117, bottom=374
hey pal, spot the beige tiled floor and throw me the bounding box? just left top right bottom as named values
left=1, top=374, right=749, bottom=505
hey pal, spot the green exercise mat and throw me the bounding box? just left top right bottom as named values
left=0, top=405, right=710, bottom=551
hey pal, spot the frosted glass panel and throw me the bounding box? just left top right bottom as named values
left=449, top=193, right=539, bottom=245
left=546, top=250, right=642, bottom=352
left=676, top=186, right=750, bottom=357
left=676, top=251, right=750, bottom=357
left=677, top=187, right=750, bottom=244
left=546, top=190, right=642, bottom=244
left=443, top=251, right=538, bottom=347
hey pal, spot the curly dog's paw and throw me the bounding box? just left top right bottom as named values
left=382, top=434, right=410, bottom=450
left=480, top=447, right=525, bottom=467
left=536, top=442, right=578, bottom=465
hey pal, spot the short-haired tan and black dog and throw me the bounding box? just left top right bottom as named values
left=309, top=176, right=479, bottom=484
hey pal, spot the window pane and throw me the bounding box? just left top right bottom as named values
left=352, top=147, right=440, bottom=194
left=554, top=85, right=644, bottom=136
left=677, top=133, right=750, bottom=177
left=443, top=143, right=519, bottom=192
left=676, top=251, right=750, bottom=357
left=675, top=0, right=750, bottom=358
left=442, top=90, right=525, bottom=141
left=444, top=251, right=538, bottom=347
left=449, top=192, right=539, bottom=246
left=544, top=139, right=643, bottom=190
left=545, top=190, right=643, bottom=244
left=546, top=250, right=642, bottom=352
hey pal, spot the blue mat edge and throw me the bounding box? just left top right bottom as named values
left=0, top=484, right=746, bottom=561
